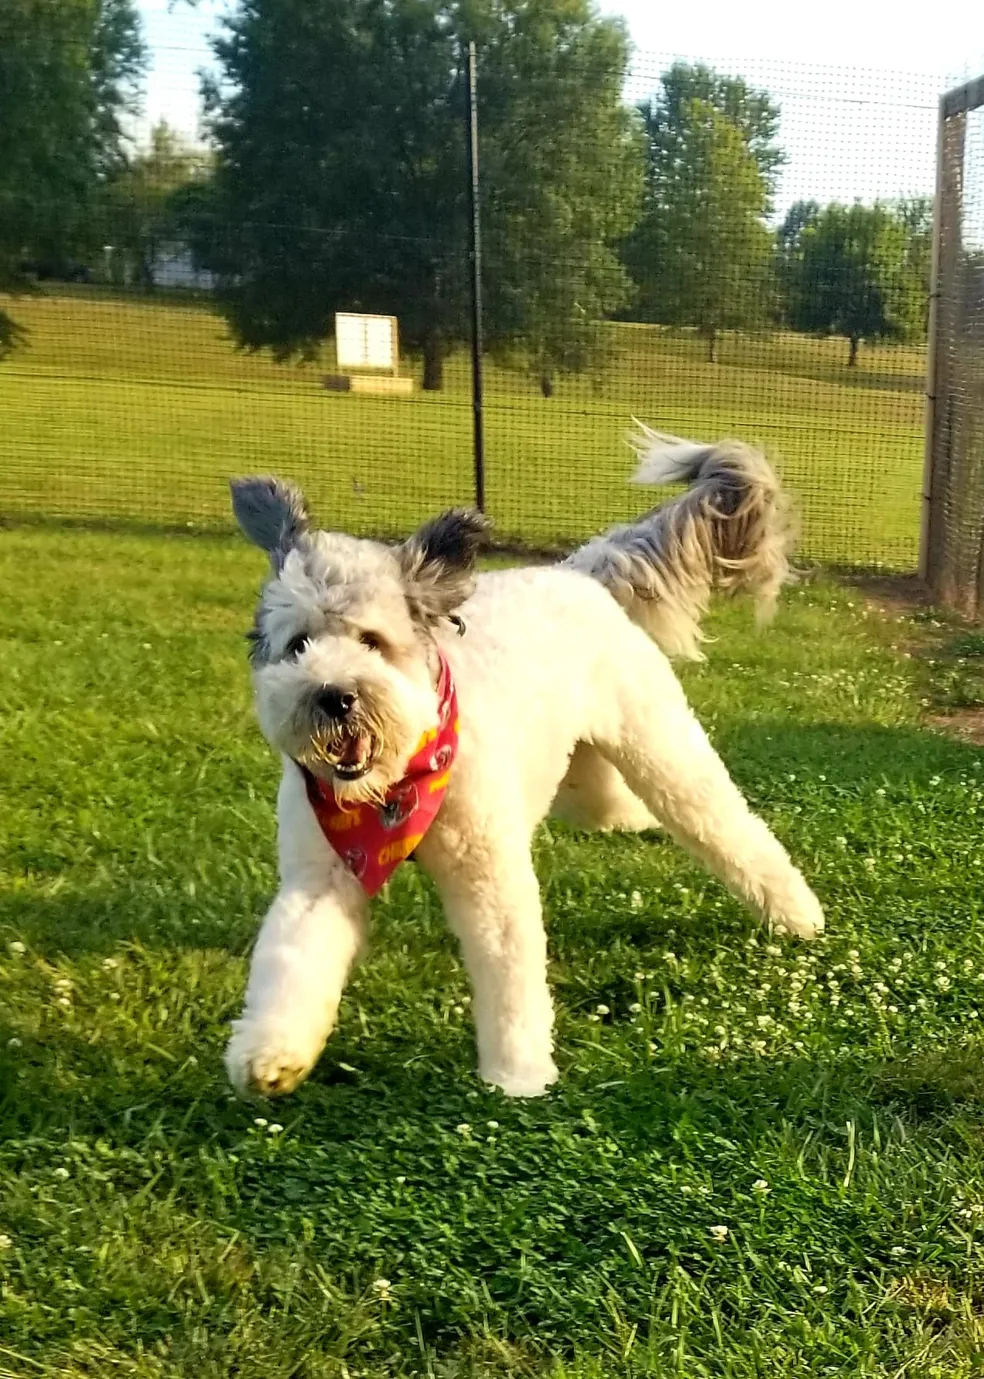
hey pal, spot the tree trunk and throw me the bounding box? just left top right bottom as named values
left=706, top=329, right=717, bottom=364
left=848, top=335, right=859, bottom=367
left=540, top=373, right=554, bottom=398
left=422, top=331, right=445, bottom=391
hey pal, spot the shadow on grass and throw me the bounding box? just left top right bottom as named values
left=713, top=717, right=982, bottom=785
left=5, top=719, right=981, bottom=967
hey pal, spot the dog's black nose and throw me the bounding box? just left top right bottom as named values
left=316, top=687, right=356, bottom=719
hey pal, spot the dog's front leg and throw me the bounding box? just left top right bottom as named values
left=225, top=764, right=368, bottom=1098
left=419, top=823, right=558, bottom=1098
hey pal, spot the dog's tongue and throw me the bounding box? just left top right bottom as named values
left=338, top=731, right=371, bottom=766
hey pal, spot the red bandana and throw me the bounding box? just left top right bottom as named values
left=301, top=653, right=459, bottom=896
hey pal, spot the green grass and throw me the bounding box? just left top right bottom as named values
left=4, top=527, right=984, bottom=1376
left=0, top=289, right=925, bottom=567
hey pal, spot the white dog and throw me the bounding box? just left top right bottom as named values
left=225, top=428, right=822, bottom=1099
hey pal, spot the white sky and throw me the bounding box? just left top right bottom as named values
left=139, top=0, right=984, bottom=221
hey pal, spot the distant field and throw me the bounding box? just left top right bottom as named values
left=0, top=289, right=926, bottom=566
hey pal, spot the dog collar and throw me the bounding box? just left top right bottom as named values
left=299, top=652, right=459, bottom=896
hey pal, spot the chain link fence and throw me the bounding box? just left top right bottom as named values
left=923, top=76, right=984, bottom=611
left=0, top=28, right=944, bottom=569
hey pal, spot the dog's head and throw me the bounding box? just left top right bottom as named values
left=230, top=477, right=487, bottom=804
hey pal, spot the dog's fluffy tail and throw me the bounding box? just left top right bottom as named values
left=564, top=421, right=795, bottom=660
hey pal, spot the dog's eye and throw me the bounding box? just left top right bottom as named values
left=359, top=631, right=384, bottom=652
left=284, top=633, right=310, bottom=660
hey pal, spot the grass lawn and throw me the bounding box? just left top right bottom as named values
left=3, top=526, right=984, bottom=1376
left=0, top=290, right=925, bottom=567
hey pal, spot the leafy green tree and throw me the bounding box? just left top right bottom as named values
left=782, top=201, right=928, bottom=365
left=0, top=0, right=144, bottom=354
left=201, top=0, right=644, bottom=389
left=638, top=62, right=784, bottom=206
left=626, top=95, right=776, bottom=361
left=103, top=121, right=211, bottom=288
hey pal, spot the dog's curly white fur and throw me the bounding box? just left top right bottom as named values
left=225, top=439, right=822, bottom=1100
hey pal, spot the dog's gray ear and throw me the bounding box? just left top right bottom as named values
left=230, top=476, right=310, bottom=569
left=399, top=508, right=491, bottom=624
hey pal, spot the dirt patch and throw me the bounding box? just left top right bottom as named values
left=841, top=572, right=935, bottom=621
left=926, top=708, right=984, bottom=745
left=836, top=575, right=984, bottom=746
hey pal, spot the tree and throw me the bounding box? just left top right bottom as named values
left=638, top=62, right=784, bottom=206
left=626, top=95, right=776, bottom=361
left=0, top=0, right=144, bottom=354
left=200, top=0, right=644, bottom=389
left=781, top=201, right=928, bottom=365
left=103, top=122, right=212, bottom=288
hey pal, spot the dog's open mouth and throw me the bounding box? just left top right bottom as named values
left=306, top=728, right=377, bottom=782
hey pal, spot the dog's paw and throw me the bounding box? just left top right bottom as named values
left=482, top=1058, right=559, bottom=1098
left=771, top=885, right=825, bottom=940
left=225, top=1023, right=321, bottom=1098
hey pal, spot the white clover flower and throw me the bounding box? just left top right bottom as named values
left=813, top=1284, right=828, bottom=1294
left=752, top=1179, right=770, bottom=1194
left=253, top=1117, right=268, bottom=1128
left=595, top=1004, right=610, bottom=1016
left=663, top=952, right=678, bottom=965
left=268, top=1123, right=283, bottom=1136
left=633, top=970, right=646, bottom=982
left=452, top=1005, right=464, bottom=1017
left=836, top=837, right=848, bottom=848
left=864, top=858, right=876, bottom=871
left=875, top=788, right=886, bottom=797
left=890, top=1246, right=905, bottom=1256
left=7, top=1037, right=22, bottom=1049
left=108, top=992, right=120, bottom=1002
left=765, top=944, right=782, bottom=958
left=371, top=1278, right=392, bottom=1296
left=486, top=1120, right=499, bottom=1130
left=8, top=941, right=25, bottom=956
left=101, top=957, right=120, bottom=971
left=0, top=1234, right=12, bottom=1251
left=456, top=1123, right=471, bottom=1136
left=56, top=997, right=72, bottom=1010
left=630, top=891, right=643, bottom=911
left=53, top=1167, right=70, bottom=1180
left=395, top=1175, right=407, bottom=1184
left=709, top=1224, right=729, bottom=1241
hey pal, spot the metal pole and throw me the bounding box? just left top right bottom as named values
left=465, top=40, right=485, bottom=512
left=919, top=94, right=946, bottom=584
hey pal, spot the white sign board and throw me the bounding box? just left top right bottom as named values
left=335, top=313, right=398, bottom=372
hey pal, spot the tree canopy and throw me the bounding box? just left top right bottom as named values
left=199, top=0, right=645, bottom=388
left=626, top=66, right=779, bottom=360
left=779, top=199, right=929, bottom=365
left=0, top=0, right=144, bottom=354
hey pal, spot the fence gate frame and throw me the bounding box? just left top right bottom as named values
left=921, top=73, right=984, bottom=611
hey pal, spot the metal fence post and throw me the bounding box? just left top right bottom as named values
left=919, top=95, right=946, bottom=585
left=465, top=40, right=486, bottom=513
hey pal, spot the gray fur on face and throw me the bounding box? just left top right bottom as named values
left=231, top=483, right=491, bottom=666
left=398, top=509, right=491, bottom=625
left=230, top=476, right=311, bottom=571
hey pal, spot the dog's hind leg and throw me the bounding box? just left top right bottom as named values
left=551, top=742, right=660, bottom=832
left=592, top=646, right=824, bottom=940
